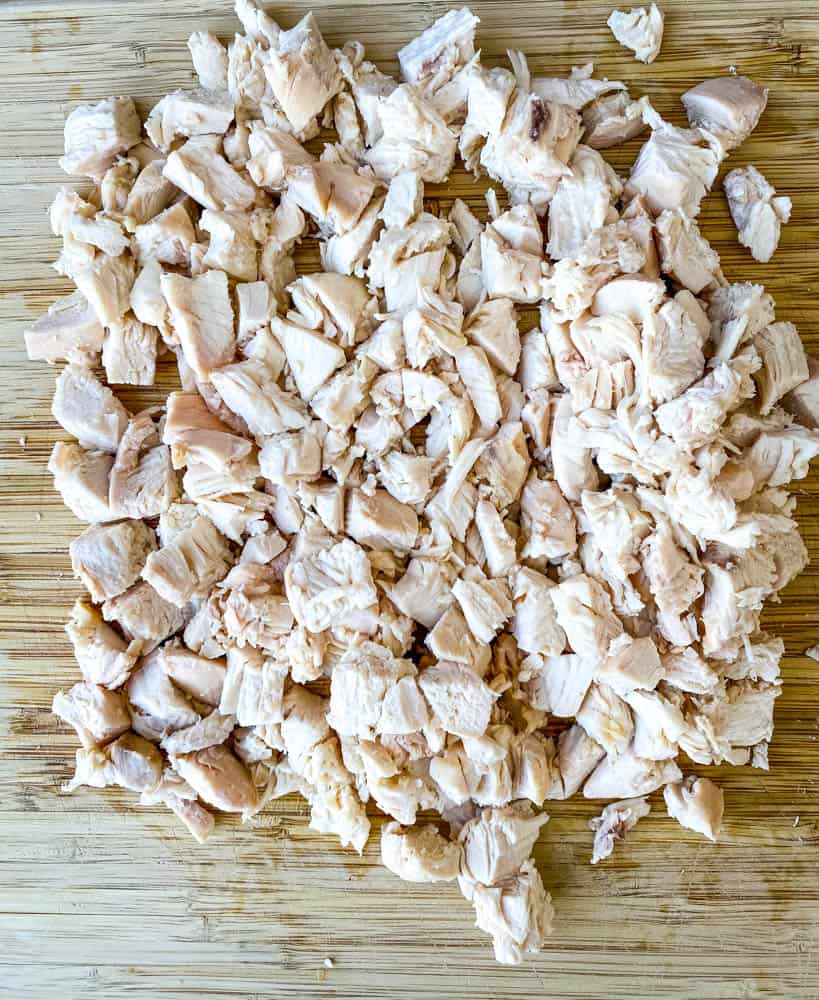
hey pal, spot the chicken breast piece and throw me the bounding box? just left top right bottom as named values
left=285, top=538, right=378, bottom=632
left=418, top=659, right=500, bottom=738
left=161, top=269, right=236, bottom=380
left=584, top=748, right=682, bottom=798
left=607, top=4, right=664, bottom=64
left=664, top=775, right=724, bottom=841
left=346, top=488, right=419, bottom=553
left=752, top=322, right=809, bottom=416
left=381, top=821, right=462, bottom=882
left=263, top=12, right=342, bottom=133
left=65, top=598, right=142, bottom=690
left=69, top=520, right=156, bottom=603
left=173, top=743, right=257, bottom=813
left=682, top=75, right=768, bottom=151
left=102, top=316, right=158, bottom=387
left=164, top=135, right=256, bottom=211
left=465, top=859, right=553, bottom=965
left=109, top=410, right=180, bottom=519
left=188, top=31, right=229, bottom=90
left=52, top=365, right=129, bottom=454
left=146, top=88, right=234, bottom=152
left=60, top=96, right=142, bottom=178
left=48, top=441, right=114, bottom=523
left=53, top=681, right=131, bottom=748
left=143, top=514, right=232, bottom=607
left=724, top=165, right=791, bottom=264
left=582, top=90, right=647, bottom=149
left=24, top=290, right=105, bottom=366
left=589, top=796, right=650, bottom=864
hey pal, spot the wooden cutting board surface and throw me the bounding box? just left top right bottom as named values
left=2, top=2, right=819, bottom=997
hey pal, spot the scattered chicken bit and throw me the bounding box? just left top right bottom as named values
left=724, top=165, right=791, bottom=263
left=607, top=5, right=664, bottom=64
left=663, top=776, right=724, bottom=841
left=589, top=796, right=650, bottom=864
left=33, top=2, right=819, bottom=968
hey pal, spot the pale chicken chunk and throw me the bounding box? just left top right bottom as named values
left=547, top=145, right=622, bottom=260
left=724, top=166, right=791, bottom=263
left=682, top=75, right=768, bottom=151
left=64, top=733, right=164, bottom=794
left=584, top=748, right=681, bottom=798
left=143, top=514, right=232, bottom=607
left=752, top=322, right=809, bottom=415
left=626, top=110, right=721, bottom=219
left=455, top=344, right=502, bottom=428
left=161, top=643, right=226, bottom=706
left=123, top=161, right=178, bottom=229
left=589, top=796, right=650, bottom=863
left=48, top=441, right=114, bottom=523
left=66, top=599, right=142, bottom=689
left=211, top=358, right=307, bottom=439
left=607, top=4, right=664, bottom=64
left=464, top=859, right=553, bottom=966
left=388, top=557, right=457, bottom=629
left=480, top=205, right=546, bottom=304
left=161, top=269, right=236, bottom=380
left=366, top=85, right=457, bottom=184
left=707, top=281, right=775, bottom=365
left=426, top=605, right=492, bottom=676
left=173, top=743, right=257, bottom=813
left=263, top=12, right=342, bottom=133
left=127, top=649, right=201, bottom=739
left=70, top=520, right=156, bottom=603
left=285, top=538, right=378, bottom=632
left=381, top=171, right=424, bottom=229
left=418, top=659, right=499, bottom=738
left=511, top=567, right=566, bottom=657
left=52, top=365, right=129, bottom=454
left=139, top=768, right=215, bottom=842
left=102, top=316, right=158, bottom=386
left=381, top=821, right=462, bottom=882
left=474, top=501, right=517, bottom=577
left=188, top=31, right=229, bottom=90
left=163, top=391, right=252, bottom=472
left=288, top=160, right=379, bottom=236
left=346, top=488, right=419, bottom=553
left=784, top=356, right=819, bottom=429
left=146, top=88, right=234, bottom=152
left=218, top=645, right=286, bottom=724
left=655, top=209, right=722, bottom=295
left=109, top=410, right=180, bottom=519
left=663, top=775, right=724, bottom=841
left=24, top=290, right=105, bottom=366
left=531, top=64, right=626, bottom=111
left=164, top=136, right=256, bottom=212
left=464, top=298, right=521, bottom=376
left=577, top=682, right=634, bottom=756
left=452, top=572, right=513, bottom=644
left=459, top=803, right=548, bottom=885
left=520, top=471, right=577, bottom=561
left=551, top=574, right=623, bottom=659
left=272, top=315, right=345, bottom=400
left=328, top=642, right=422, bottom=738
left=60, top=96, right=141, bottom=178
left=398, top=7, right=479, bottom=95
left=582, top=90, right=647, bottom=149
left=53, top=681, right=130, bottom=748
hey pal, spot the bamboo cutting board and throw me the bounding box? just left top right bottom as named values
left=2, top=2, right=819, bottom=997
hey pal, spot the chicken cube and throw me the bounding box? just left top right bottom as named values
left=52, top=365, right=129, bottom=454
left=607, top=5, right=664, bottom=64
left=663, top=775, right=724, bottom=841
left=60, top=96, right=142, bottom=178
left=724, top=165, right=791, bottom=264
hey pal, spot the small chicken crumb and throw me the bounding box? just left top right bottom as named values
left=805, top=645, right=819, bottom=662
left=607, top=4, right=664, bottom=64
left=19, top=435, right=27, bottom=447
left=323, top=957, right=334, bottom=969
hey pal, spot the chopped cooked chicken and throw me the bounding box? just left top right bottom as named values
left=24, top=290, right=105, bottom=366
left=109, top=410, right=180, bottom=518
left=582, top=90, right=647, bottom=149
left=146, top=88, right=234, bottom=152
left=681, top=76, right=768, bottom=151
left=607, top=5, right=664, bottom=64
left=102, top=316, right=158, bottom=386
left=52, top=364, right=129, bottom=453
left=161, top=269, right=236, bottom=380
left=626, top=107, right=721, bottom=218
left=33, top=6, right=819, bottom=966
left=70, top=520, right=156, bottom=603
left=143, top=514, right=232, bottom=607
left=188, top=31, right=229, bottom=90
left=60, top=96, right=142, bottom=178
left=53, top=681, right=131, bottom=748
left=164, top=136, right=256, bottom=211
left=724, top=165, right=791, bottom=263
left=66, top=598, right=142, bottom=689
left=48, top=441, right=114, bottom=523
left=173, top=744, right=257, bottom=813
left=381, top=821, right=462, bottom=882
left=589, top=796, right=650, bottom=864
left=663, top=775, right=724, bottom=841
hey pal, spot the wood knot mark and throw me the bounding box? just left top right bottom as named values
left=132, top=43, right=147, bottom=68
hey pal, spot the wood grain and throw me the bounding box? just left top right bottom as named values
left=2, top=2, right=819, bottom=998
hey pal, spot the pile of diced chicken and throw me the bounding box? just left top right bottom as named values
left=28, top=0, right=819, bottom=966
